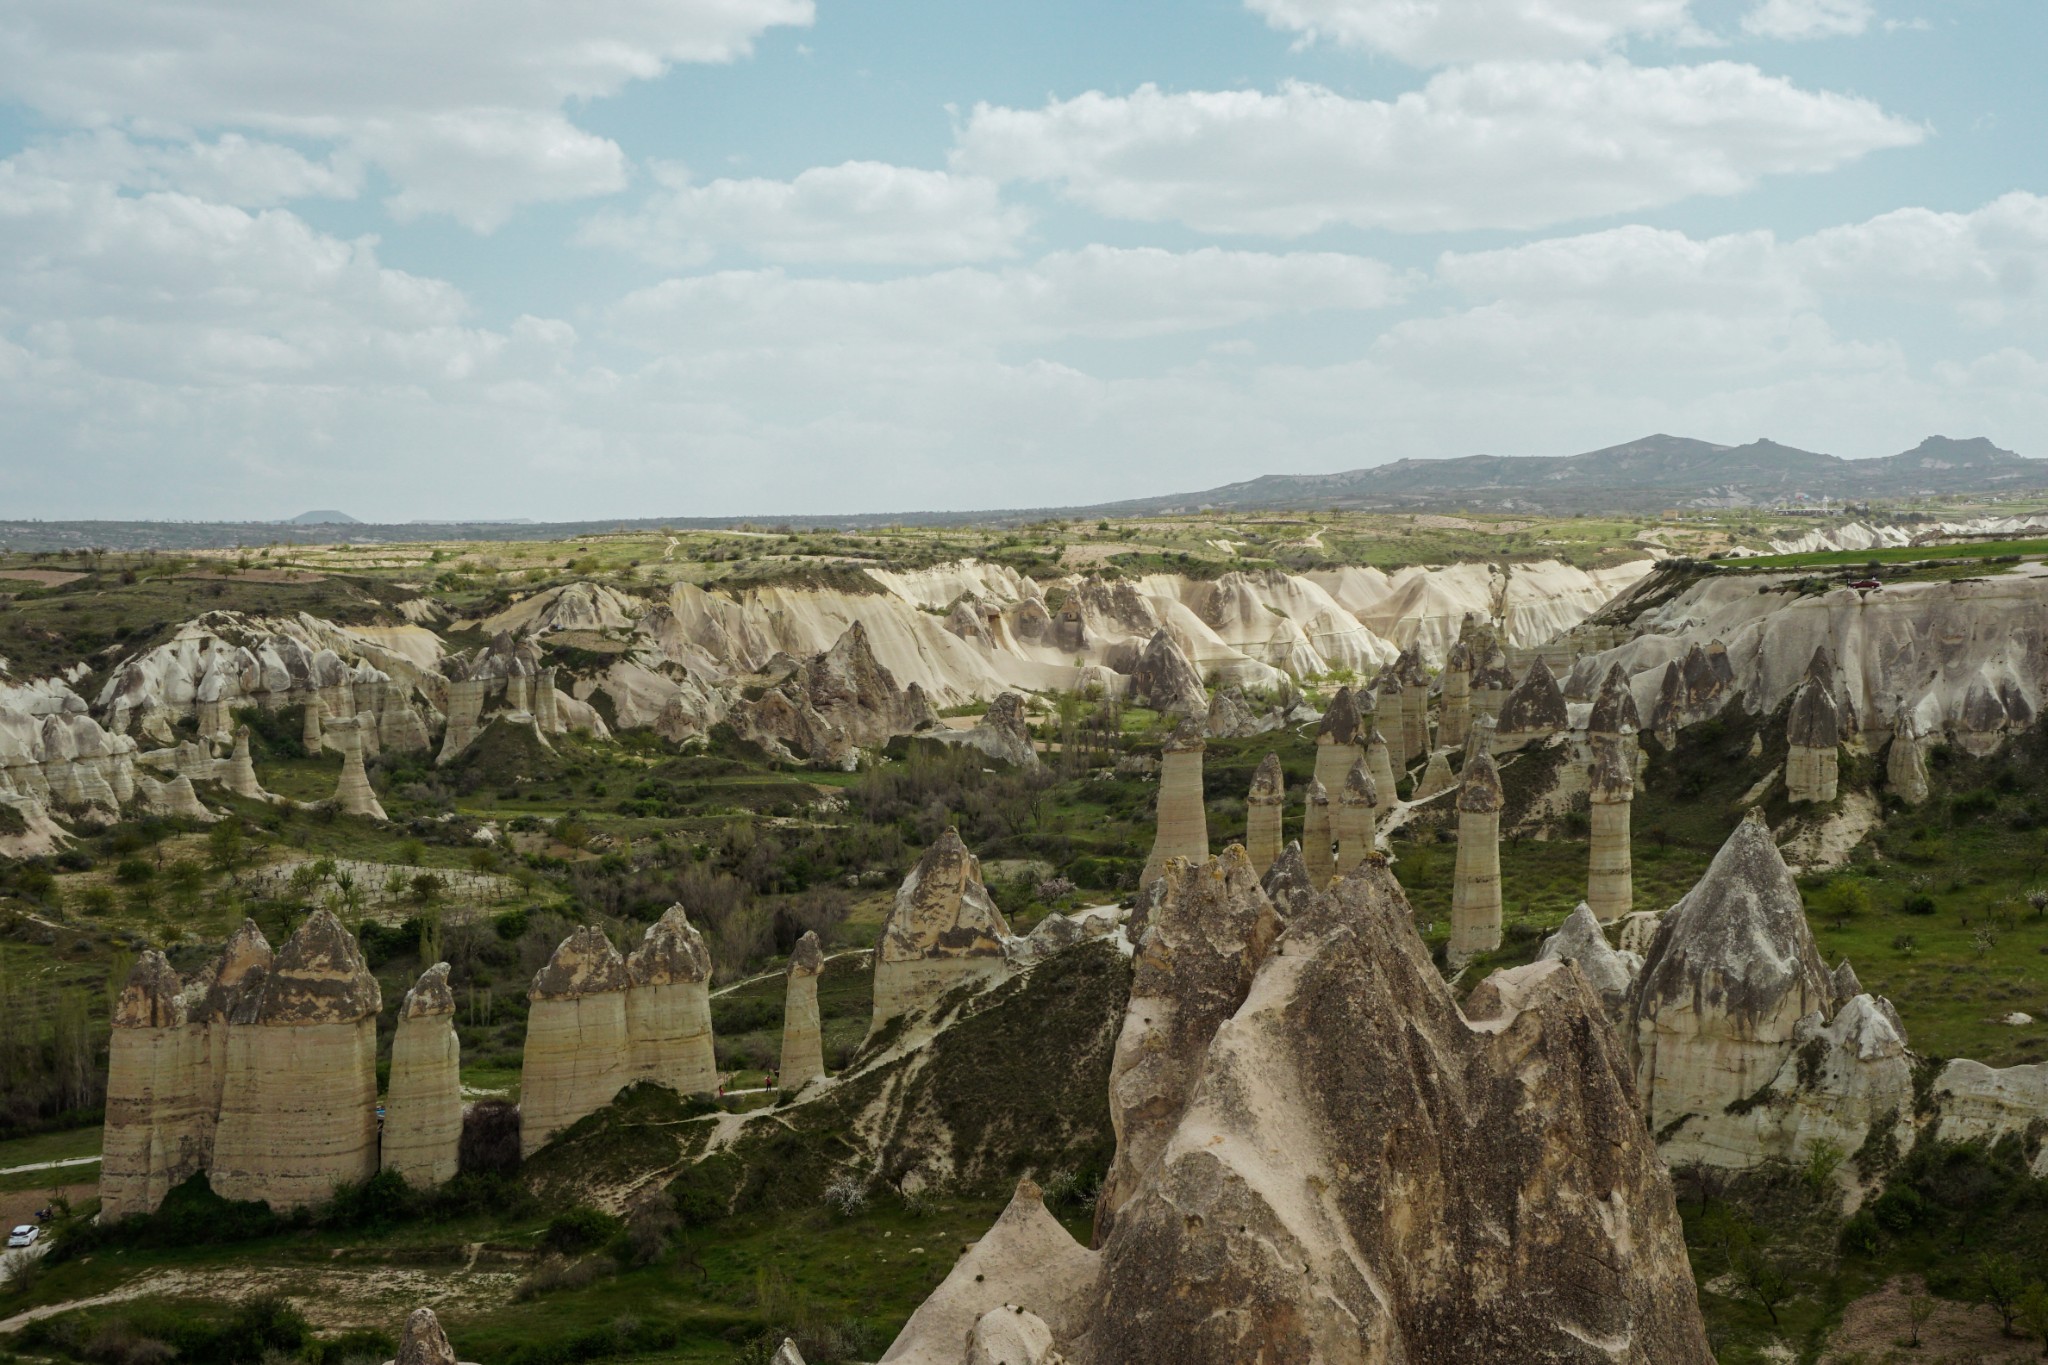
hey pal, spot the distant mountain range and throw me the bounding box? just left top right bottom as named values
left=1075, top=435, right=2042, bottom=517
left=1, top=435, right=2037, bottom=552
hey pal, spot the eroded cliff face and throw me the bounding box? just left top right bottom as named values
left=887, top=854, right=1713, bottom=1365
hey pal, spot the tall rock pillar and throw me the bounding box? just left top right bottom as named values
left=1441, top=641, right=1473, bottom=751
left=210, top=909, right=381, bottom=1208
left=1303, top=778, right=1333, bottom=889
left=779, top=931, right=826, bottom=1090
left=1365, top=725, right=1398, bottom=804
left=521, top=926, right=630, bottom=1157
left=1376, top=672, right=1409, bottom=772
left=1786, top=649, right=1841, bottom=804
left=301, top=698, right=324, bottom=755
left=625, top=906, right=718, bottom=1097
left=1244, top=753, right=1285, bottom=875
left=383, top=963, right=461, bottom=1189
left=1306, top=689, right=1362, bottom=878
left=1333, top=759, right=1379, bottom=875
left=101, top=953, right=206, bottom=1220
left=1139, top=721, right=1210, bottom=893
left=1397, top=647, right=1432, bottom=762
left=1587, top=734, right=1634, bottom=924
left=1449, top=752, right=1504, bottom=966
left=329, top=716, right=386, bottom=820
left=438, top=677, right=486, bottom=765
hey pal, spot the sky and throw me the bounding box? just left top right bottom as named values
left=0, top=0, right=2043, bottom=521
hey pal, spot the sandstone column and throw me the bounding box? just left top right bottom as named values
left=211, top=909, right=381, bottom=1208
left=1139, top=720, right=1210, bottom=893
left=1397, top=647, right=1431, bottom=763
left=1441, top=641, right=1472, bottom=751
left=779, top=931, right=826, bottom=1090
left=301, top=698, right=324, bottom=754
left=1305, top=690, right=1362, bottom=877
left=330, top=716, right=387, bottom=821
left=536, top=667, right=562, bottom=733
left=1376, top=672, right=1408, bottom=772
left=1303, top=778, right=1333, bottom=888
left=1333, top=759, right=1379, bottom=875
left=101, top=952, right=207, bottom=1220
left=224, top=725, right=264, bottom=800
left=437, top=677, right=486, bottom=765
left=871, top=828, right=1017, bottom=1033
left=383, top=962, right=461, bottom=1189
left=1245, top=753, right=1285, bottom=874
left=1366, top=725, right=1398, bottom=804
left=1450, top=752, right=1503, bottom=966
left=1786, top=661, right=1841, bottom=804
left=521, top=926, right=630, bottom=1156
left=1587, top=734, right=1634, bottom=924
left=625, top=906, right=718, bottom=1097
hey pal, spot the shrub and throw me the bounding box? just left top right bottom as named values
left=543, top=1206, right=622, bottom=1255
left=460, top=1099, right=522, bottom=1177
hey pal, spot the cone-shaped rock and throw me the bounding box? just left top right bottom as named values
left=1259, top=841, right=1316, bottom=918
left=1449, top=751, right=1503, bottom=965
left=626, top=905, right=717, bottom=1097
left=1496, top=655, right=1568, bottom=750
left=1131, top=629, right=1207, bottom=717
left=389, top=1308, right=459, bottom=1365
left=211, top=909, right=381, bottom=1207
left=1333, top=758, right=1378, bottom=874
left=1365, top=725, right=1397, bottom=802
left=1411, top=749, right=1455, bottom=801
left=384, top=962, right=461, bottom=1188
left=1139, top=720, right=1209, bottom=893
left=872, top=828, right=1016, bottom=1032
left=1589, top=663, right=1641, bottom=737
left=521, top=926, right=630, bottom=1156
left=1536, top=903, right=1641, bottom=1022
left=1785, top=665, right=1841, bottom=804
left=1831, top=958, right=1863, bottom=1007
left=1244, top=753, right=1285, bottom=874
left=779, top=931, right=826, bottom=1090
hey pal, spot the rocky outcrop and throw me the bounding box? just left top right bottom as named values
left=211, top=909, right=381, bottom=1208
left=625, top=906, right=718, bottom=1098
left=1626, top=812, right=1835, bottom=1167
left=1449, top=751, right=1503, bottom=965
left=1333, top=758, right=1378, bottom=874
left=1472, top=645, right=1516, bottom=724
left=1785, top=648, right=1841, bottom=805
left=1495, top=655, right=1568, bottom=752
left=872, top=830, right=1018, bottom=1032
left=1374, top=668, right=1410, bottom=772
left=1885, top=719, right=1931, bottom=806
left=521, top=926, right=631, bottom=1157
left=383, top=1306, right=478, bottom=1365
left=1412, top=748, right=1455, bottom=801
left=739, top=621, right=939, bottom=767
left=932, top=691, right=1039, bottom=767
left=1097, top=846, right=1281, bottom=1237
left=1130, top=629, right=1207, bottom=717
left=1537, top=903, right=1641, bottom=1023
left=1138, top=722, right=1209, bottom=893
left=1931, top=1061, right=2048, bottom=1177
left=1588, top=732, right=1635, bottom=922
left=779, top=931, right=826, bottom=1090
left=1244, top=753, right=1285, bottom=874
left=910, top=855, right=1712, bottom=1363
left=383, top=963, right=461, bottom=1189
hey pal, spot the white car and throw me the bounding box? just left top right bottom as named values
left=6, top=1226, right=38, bottom=1249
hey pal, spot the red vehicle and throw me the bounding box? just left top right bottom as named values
left=1848, top=578, right=1883, bottom=591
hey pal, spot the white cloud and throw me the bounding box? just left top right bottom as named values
left=0, top=0, right=813, bottom=228
left=608, top=246, right=1406, bottom=347
left=9, top=131, right=361, bottom=207
left=1742, top=0, right=1873, bottom=40
left=579, top=162, right=1033, bottom=266
left=952, top=64, right=1921, bottom=235
left=1245, top=0, right=1698, bottom=65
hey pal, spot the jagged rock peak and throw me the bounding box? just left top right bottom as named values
left=391, top=1308, right=458, bottom=1365
left=1247, top=752, right=1284, bottom=800
left=402, top=962, right=455, bottom=1020
left=1161, top=716, right=1206, bottom=753
left=1476, top=645, right=1517, bottom=690
left=1632, top=810, right=1830, bottom=1032
left=1341, top=757, right=1378, bottom=808
left=1133, top=629, right=1207, bottom=716
left=1650, top=659, right=1685, bottom=731
left=881, top=827, right=1013, bottom=961
left=259, top=907, right=382, bottom=1024
left=1316, top=685, right=1360, bottom=744
left=1464, top=712, right=1495, bottom=758
left=1803, top=643, right=1836, bottom=693
left=1787, top=675, right=1841, bottom=749
left=627, top=904, right=712, bottom=987
left=1536, top=903, right=1639, bottom=1014
left=530, top=925, right=629, bottom=1000
left=1498, top=655, right=1568, bottom=732
left=1589, top=663, right=1641, bottom=735
left=1456, top=750, right=1502, bottom=813
left=1260, top=841, right=1316, bottom=916
left=114, top=950, right=186, bottom=1028
left=789, top=930, right=825, bottom=978
left=1832, top=958, right=1863, bottom=1005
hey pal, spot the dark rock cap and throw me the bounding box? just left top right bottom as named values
left=402, top=962, right=455, bottom=1020
left=530, top=925, right=628, bottom=1001
left=1316, top=686, right=1360, bottom=745
left=1589, top=663, right=1641, bottom=736
left=627, top=904, right=713, bottom=987
left=1260, top=841, right=1316, bottom=916
left=789, top=930, right=825, bottom=978
left=392, top=1308, right=458, bottom=1365
left=113, top=951, right=185, bottom=1029
left=1786, top=679, right=1840, bottom=749
left=1498, top=656, right=1568, bottom=734
left=1456, top=751, right=1503, bottom=814
left=1247, top=752, right=1284, bottom=801
left=1340, top=758, right=1378, bottom=808
left=259, top=907, right=382, bottom=1024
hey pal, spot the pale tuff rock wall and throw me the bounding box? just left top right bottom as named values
left=1536, top=903, right=1641, bottom=1023
left=521, top=926, right=631, bottom=1157
left=1587, top=733, right=1635, bottom=922
left=1449, top=752, right=1503, bottom=965
left=383, top=963, right=461, bottom=1189
left=1138, top=723, right=1209, bottom=893
left=1494, top=655, right=1568, bottom=753
left=625, top=906, right=717, bottom=1098
left=946, top=856, right=1710, bottom=1363
left=211, top=909, right=381, bottom=1209
left=1626, top=812, right=1835, bottom=1166
left=1440, top=640, right=1472, bottom=750
left=871, top=829, right=1018, bottom=1033
left=329, top=716, right=387, bottom=821
left=1301, top=779, right=1333, bottom=889
left=1097, top=846, right=1281, bottom=1238
left=138, top=773, right=215, bottom=822
left=779, top=932, right=826, bottom=1090
left=101, top=952, right=209, bottom=1220
left=1932, top=1061, right=2048, bottom=1176
left=1243, top=753, right=1284, bottom=875
left=1333, top=759, right=1378, bottom=874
